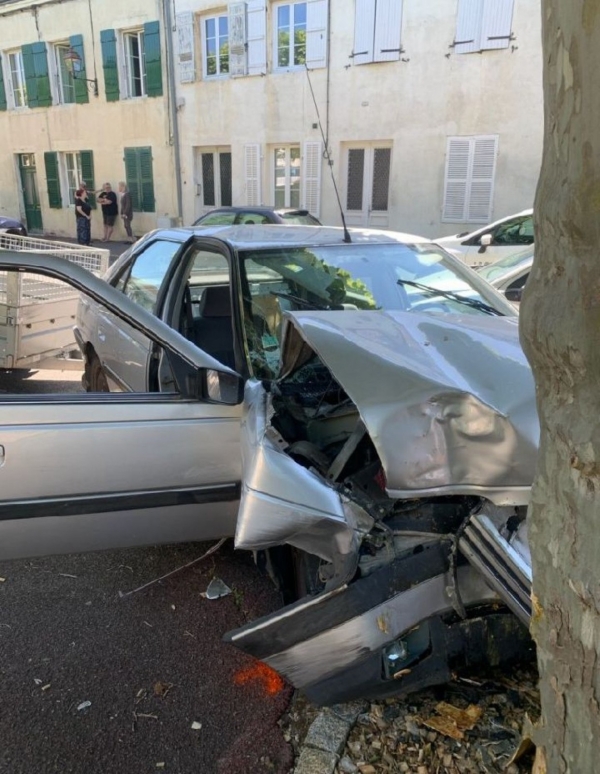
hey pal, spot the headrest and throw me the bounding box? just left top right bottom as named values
left=199, top=285, right=231, bottom=317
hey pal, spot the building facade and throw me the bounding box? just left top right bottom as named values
left=0, top=0, right=543, bottom=241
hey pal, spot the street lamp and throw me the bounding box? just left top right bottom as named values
left=63, top=48, right=98, bottom=97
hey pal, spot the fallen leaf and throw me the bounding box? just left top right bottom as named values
left=154, top=681, right=174, bottom=698
left=420, top=702, right=482, bottom=741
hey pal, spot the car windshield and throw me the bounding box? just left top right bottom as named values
left=279, top=212, right=321, bottom=225
left=478, top=248, right=534, bottom=283
left=240, top=242, right=513, bottom=378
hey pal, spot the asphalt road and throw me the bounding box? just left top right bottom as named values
left=0, top=542, right=293, bottom=774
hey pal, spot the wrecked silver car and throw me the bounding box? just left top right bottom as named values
left=0, top=226, right=536, bottom=705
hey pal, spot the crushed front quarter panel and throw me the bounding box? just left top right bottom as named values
left=279, top=310, right=538, bottom=506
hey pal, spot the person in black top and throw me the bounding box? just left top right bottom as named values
left=75, top=188, right=92, bottom=246
left=96, top=182, right=119, bottom=242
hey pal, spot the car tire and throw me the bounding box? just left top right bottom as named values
left=87, top=354, right=109, bottom=393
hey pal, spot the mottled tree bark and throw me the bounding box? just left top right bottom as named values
left=520, top=2, right=600, bottom=772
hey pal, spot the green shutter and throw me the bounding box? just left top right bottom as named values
left=124, top=147, right=141, bottom=211
left=139, top=147, right=155, bottom=212
left=100, top=29, right=120, bottom=102
left=143, top=21, right=163, bottom=98
left=44, top=152, right=62, bottom=208
left=80, top=150, right=96, bottom=208
left=69, top=34, right=89, bottom=104
left=21, top=44, right=37, bottom=107
left=0, top=55, right=7, bottom=111
left=32, top=42, right=52, bottom=107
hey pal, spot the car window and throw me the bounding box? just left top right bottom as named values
left=491, top=216, right=534, bottom=246
left=240, top=243, right=511, bottom=378
left=506, top=272, right=529, bottom=291
left=121, top=241, right=182, bottom=313
left=236, top=212, right=271, bottom=225
left=478, top=248, right=534, bottom=282
left=196, top=212, right=237, bottom=226
left=279, top=213, right=321, bottom=225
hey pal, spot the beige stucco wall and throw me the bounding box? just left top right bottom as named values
left=0, top=0, right=543, bottom=240
left=0, top=0, right=176, bottom=240
left=173, top=0, right=543, bottom=237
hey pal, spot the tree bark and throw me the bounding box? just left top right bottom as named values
left=520, top=2, right=600, bottom=772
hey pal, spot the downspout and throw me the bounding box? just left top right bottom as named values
left=162, top=0, right=183, bottom=225
left=325, top=0, right=331, bottom=149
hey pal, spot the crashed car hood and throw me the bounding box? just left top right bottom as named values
left=279, top=310, right=538, bottom=505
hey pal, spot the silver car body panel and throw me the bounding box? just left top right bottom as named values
left=278, top=309, right=538, bottom=506
left=235, top=381, right=371, bottom=563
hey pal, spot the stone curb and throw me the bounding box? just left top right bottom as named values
left=293, top=701, right=368, bottom=774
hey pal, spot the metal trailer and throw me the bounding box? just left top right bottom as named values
left=0, top=234, right=110, bottom=370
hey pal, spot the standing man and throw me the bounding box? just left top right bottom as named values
left=118, top=181, right=135, bottom=243
left=96, top=182, right=118, bottom=242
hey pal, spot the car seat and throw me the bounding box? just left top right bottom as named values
left=191, top=285, right=235, bottom=369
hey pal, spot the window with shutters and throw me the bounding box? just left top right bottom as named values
left=124, top=147, right=155, bottom=213
left=352, top=0, right=403, bottom=65
left=201, top=15, right=229, bottom=77
left=52, top=43, right=76, bottom=104
left=2, top=50, right=27, bottom=108
left=273, top=145, right=301, bottom=207
left=61, top=152, right=84, bottom=205
left=123, top=30, right=147, bottom=97
left=274, top=3, right=307, bottom=69
left=454, top=0, right=515, bottom=54
left=442, top=135, right=498, bottom=224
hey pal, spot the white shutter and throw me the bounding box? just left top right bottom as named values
left=467, top=135, right=497, bottom=222
left=454, top=0, right=483, bottom=54
left=373, top=0, right=403, bottom=63
left=353, top=0, right=376, bottom=65
left=302, top=140, right=323, bottom=217
left=246, top=0, right=267, bottom=76
left=176, top=12, right=196, bottom=83
left=244, top=144, right=262, bottom=205
left=306, top=0, right=328, bottom=69
left=481, top=0, right=514, bottom=50
left=229, top=2, right=248, bottom=76
left=2, top=56, right=15, bottom=108
left=442, top=138, right=471, bottom=222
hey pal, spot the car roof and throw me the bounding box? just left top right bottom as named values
left=144, top=224, right=430, bottom=249
left=200, top=206, right=309, bottom=214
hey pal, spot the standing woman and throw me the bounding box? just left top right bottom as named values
left=75, top=188, right=92, bottom=245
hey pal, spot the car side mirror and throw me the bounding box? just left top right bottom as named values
left=204, top=368, right=245, bottom=405
left=505, top=287, right=523, bottom=303
left=479, top=233, right=492, bottom=251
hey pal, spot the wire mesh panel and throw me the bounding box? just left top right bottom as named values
left=0, top=234, right=110, bottom=306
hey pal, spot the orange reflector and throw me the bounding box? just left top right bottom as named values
left=233, top=661, right=285, bottom=696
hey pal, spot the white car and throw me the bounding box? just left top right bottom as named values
left=477, top=247, right=534, bottom=307
left=436, top=209, right=533, bottom=266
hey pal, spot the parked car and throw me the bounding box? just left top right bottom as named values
left=193, top=206, right=321, bottom=227
left=477, top=247, right=534, bottom=307
left=436, top=209, right=533, bottom=266
left=0, top=227, right=536, bottom=706
left=0, top=215, right=27, bottom=236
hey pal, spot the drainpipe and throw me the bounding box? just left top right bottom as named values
left=162, top=0, right=183, bottom=225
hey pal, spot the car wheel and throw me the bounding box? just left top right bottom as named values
left=87, top=354, right=109, bottom=393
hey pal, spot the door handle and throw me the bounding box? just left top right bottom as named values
left=0, top=445, right=5, bottom=467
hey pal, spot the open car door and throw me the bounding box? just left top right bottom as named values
left=0, top=252, right=244, bottom=560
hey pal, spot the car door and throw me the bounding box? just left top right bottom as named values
left=0, top=251, right=244, bottom=561
left=81, top=238, right=188, bottom=392
left=463, top=215, right=534, bottom=265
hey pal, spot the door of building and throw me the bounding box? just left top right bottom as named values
left=343, top=144, right=392, bottom=228
left=18, top=154, right=43, bottom=233
left=193, top=147, right=232, bottom=222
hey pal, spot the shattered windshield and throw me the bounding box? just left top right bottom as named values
left=240, top=243, right=512, bottom=378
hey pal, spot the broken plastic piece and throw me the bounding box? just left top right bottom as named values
left=201, top=578, right=232, bottom=600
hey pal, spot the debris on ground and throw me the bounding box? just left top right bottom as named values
left=154, top=681, right=174, bottom=698
left=118, top=539, right=226, bottom=598
left=77, top=700, right=91, bottom=711
left=284, top=661, right=539, bottom=774
left=191, top=721, right=202, bottom=730
left=420, top=702, right=483, bottom=740
left=201, top=577, right=232, bottom=600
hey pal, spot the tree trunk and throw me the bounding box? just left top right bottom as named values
left=520, top=2, right=600, bottom=772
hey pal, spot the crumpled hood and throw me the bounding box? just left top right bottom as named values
left=280, top=310, right=538, bottom=505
